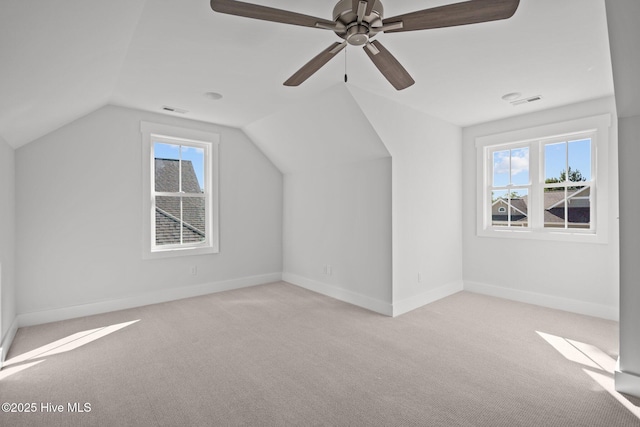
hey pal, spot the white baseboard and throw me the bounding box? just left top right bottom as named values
left=464, top=280, right=618, bottom=320
left=615, top=359, right=640, bottom=398
left=17, top=272, right=283, bottom=327
left=283, top=273, right=393, bottom=316
left=0, top=316, right=19, bottom=368
left=392, top=281, right=464, bottom=317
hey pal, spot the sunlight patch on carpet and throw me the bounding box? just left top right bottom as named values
left=0, top=360, right=45, bottom=381
left=0, top=319, right=140, bottom=379
left=537, top=330, right=640, bottom=420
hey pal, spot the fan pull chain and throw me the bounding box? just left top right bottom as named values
left=344, top=48, right=348, bottom=83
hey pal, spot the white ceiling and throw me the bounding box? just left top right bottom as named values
left=0, top=0, right=614, bottom=149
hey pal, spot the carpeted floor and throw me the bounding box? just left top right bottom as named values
left=1, top=281, right=639, bottom=426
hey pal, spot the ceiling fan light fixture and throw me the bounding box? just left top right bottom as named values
left=346, top=24, right=370, bottom=45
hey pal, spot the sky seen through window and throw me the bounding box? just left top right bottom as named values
left=154, top=142, right=205, bottom=191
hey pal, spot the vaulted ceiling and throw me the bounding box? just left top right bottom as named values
left=0, top=0, right=614, bottom=149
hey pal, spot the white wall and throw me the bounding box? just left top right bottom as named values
left=283, top=158, right=392, bottom=315
left=462, top=97, right=619, bottom=319
left=348, top=86, right=464, bottom=316
left=246, top=84, right=393, bottom=315
left=606, top=0, right=640, bottom=397
left=0, top=135, right=17, bottom=363
left=617, top=115, right=640, bottom=383
left=15, top=105, right=283, bottom=324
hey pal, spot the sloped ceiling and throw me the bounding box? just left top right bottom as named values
left=244, top=84, right=389, bottom=173
left=0, top=0, right=614, bottom=150
left=0, top=0, right=147, bottom=148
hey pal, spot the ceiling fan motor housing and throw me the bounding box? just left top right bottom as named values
left=333, top=0, right=384, bottom=46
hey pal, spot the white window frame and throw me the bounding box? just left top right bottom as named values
left=476, top=114, right=611, bottom=243
left=141, top=122, right=220, bottom=259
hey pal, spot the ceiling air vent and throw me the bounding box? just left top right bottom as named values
left=510, top=95, right=542, bottom=106
left=162, top=105, right=188, bottom=114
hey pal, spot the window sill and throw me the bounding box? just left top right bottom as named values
left=477, top=228, right=607, bottom=244
left=143, top=245, right=219, bottom=260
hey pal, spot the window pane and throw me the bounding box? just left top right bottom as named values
left=543, top=187, right=566, bottom=228
left=182, top=196, right=206, bottom=243
left=156, top=195, right=182, bottom=245
left=545, top=142, right=566, bottom=183
left=155, top=142, right=180, bottom=192
left=491, top=190, right=508, bottom=226
left=543, top=186, right=591, bottom=229
left=567, top=186, right=591, bottom=229
left=491, top=189, right=529, bottom=227
left=493, top=151, right=510, bottom=187
left=510, top=189, right=528, bottom=227
left=510, top=148, right=529, bottom=185
left=181, top=146, right=205, bottom=193
left=155, top=195, right=206, bottom=245
left=568, top=138, right=591, bottom=182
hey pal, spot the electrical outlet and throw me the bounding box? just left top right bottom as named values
left=190, top=266, right=198, bottom=275
left=418, top=272, right=422, bottom=283
left=327, top=265, right=332, bottom=276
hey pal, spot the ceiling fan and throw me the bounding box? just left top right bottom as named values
left=210, top=0, right=520, bottom=90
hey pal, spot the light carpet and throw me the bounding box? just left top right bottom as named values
left=1, top=281, right=639, bottom=426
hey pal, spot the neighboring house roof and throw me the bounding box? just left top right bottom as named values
left=546, top=186, right=590, bottom=209
left=491, top=198, right=528, bottom=215
left=155, top=158, right=202, bottom=193
left=491, top=198, right=528, bottom=223
left=543, top=187, right=591, bottom=225
left=155, top=158, right=205, bottom=245
left=491, top=188, right=590, bottom=225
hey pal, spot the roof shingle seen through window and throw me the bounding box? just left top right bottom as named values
left=491, top=188, right=590, bottom=226
left=155, top=158, right=202, bottom=193
left=154, top=158, right=205, bottom=245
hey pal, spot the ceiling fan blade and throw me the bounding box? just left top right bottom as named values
left=363, top=40, right=415, bottom=90
left=382, top=0, right=519, bottom=33
left=210, top=0, right=337, bottom=30
left=284, top=42, right=347, bottom=87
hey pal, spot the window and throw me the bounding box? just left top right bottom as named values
left=141, top=122, right=219, bottom=258
left=476, top=114, right=611, bottom=243
left=489, top=145, right=530, bottom=228
left=543, top=137, right=592, bottom=230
